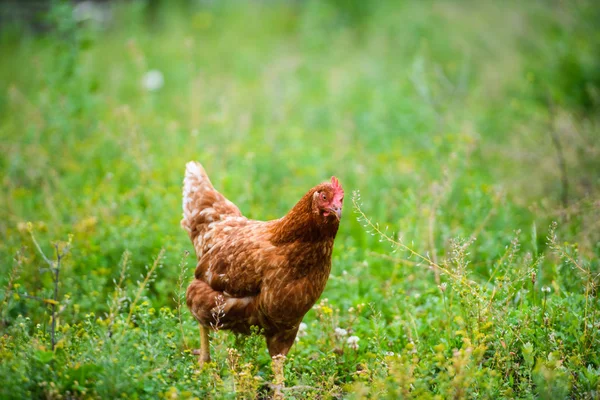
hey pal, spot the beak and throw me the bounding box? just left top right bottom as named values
left=328, top=206, right=342, bottom=220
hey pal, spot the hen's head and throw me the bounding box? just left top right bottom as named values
left=312, top=176, right=344, bottom=221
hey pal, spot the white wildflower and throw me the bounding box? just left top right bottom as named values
left=142, top=70, right=164, bottom=91
left=335, top=327, right=348, bottom=338
left=297, top=322, right=308, bottom=337
left=347, top=335, right=360, bottom=350
left=385, top=351, right=395, bottom=357
left=542, top=286, right=551, bottom=293
left=73, top=1, right=108, bottom=23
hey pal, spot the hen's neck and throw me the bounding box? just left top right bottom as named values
left=270, top=190, right=339, bottom=244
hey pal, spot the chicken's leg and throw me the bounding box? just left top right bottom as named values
left=267, top=330, right=298, bottom=398
left=271, top=354, right=285, bottom=400
left=272, top=354, right=286, bottom=395
left=192, top=324, right=211, bottom=365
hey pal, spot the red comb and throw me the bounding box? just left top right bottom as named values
left=331, top=176, right=344, bottom=202
left=331, top=176, right=341, bottom=190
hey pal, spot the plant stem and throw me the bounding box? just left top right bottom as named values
left=51, top=244, right=62, bottom=351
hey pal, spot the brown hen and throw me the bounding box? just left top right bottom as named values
left=181, top=161, right=343, bottom=390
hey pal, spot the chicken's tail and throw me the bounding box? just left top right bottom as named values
left=181, top=161, right=242, bottom=241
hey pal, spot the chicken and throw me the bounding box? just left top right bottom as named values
left=181, top=161, right=343, bottom=390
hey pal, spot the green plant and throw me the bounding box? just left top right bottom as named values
left=0, top=0, right=599, bottom=398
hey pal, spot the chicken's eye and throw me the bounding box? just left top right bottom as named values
left=321, top=193, right=327, bottom=201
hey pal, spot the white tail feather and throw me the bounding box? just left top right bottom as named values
left=180, top=161, right=242, bottom=239
left=181, top=161, right=211, bottom=230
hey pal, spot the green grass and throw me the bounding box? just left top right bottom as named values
left=1, top=0, right=599, bottom=398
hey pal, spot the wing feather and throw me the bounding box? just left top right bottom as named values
left=195, top=220, right=280, bottom=298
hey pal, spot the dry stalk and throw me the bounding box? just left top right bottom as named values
left=211, top=294, right=226, bottom=332
left=352, top=191, right=489, bottom=305
left=107, top=250, right=130, bottom=338
left=353, top=191, right=462, bottom=282
left=28, top=225, right=72, bottom=351
left=125, top=248, right=165, bottom=328
left=175, top=250, right=190, bottom=348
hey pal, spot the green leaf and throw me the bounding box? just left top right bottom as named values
left=35, top=350, right=54, bottom=364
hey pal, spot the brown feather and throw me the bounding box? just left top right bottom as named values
left=182, top=162, right=342, bottom=356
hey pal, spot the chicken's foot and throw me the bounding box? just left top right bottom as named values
left=192, top=324, right=211, bottom=365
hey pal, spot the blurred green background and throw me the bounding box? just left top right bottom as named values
left=0, top=0, right=599, bottom=398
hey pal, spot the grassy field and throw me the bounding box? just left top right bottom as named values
left=1, top=1, right=599, bottom=398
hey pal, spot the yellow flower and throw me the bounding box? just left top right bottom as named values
left=321, top=306, right=333, bottom=315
